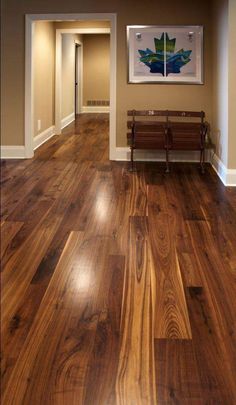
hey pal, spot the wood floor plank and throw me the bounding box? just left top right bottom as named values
left=173, top=173, right=206, bottom=221
left=0, top=199, right=55, bottom=270
left=0, top=221, right=24, bottom=261
left=1, top=115, right=236, bottom=404
left=116, top=216, right=156, bottom=405
left=163, top=178, right=203, bottom=287
left=2, top=225, right=119, bottom=404
left=84, top=255, right=125, bottom=405
left=177, top=251, right=203, bottom=287
left=186, top=286, right=236, bottom=403
left=187, top=220, right=236, bottom=334
left=129, top=171, right=147, bottom=216
left=2, top=231, right=85, bottom=405
left=190, top=172, right=236, bottom=275
left=147, top=186, right=192, bottom=339
left=151, top=219, right=191, bottom=339
left=1, top=278, right=55, bottom=391
left=155, top=339, right=204, bottom=404
left=1, top=216, right=62, bottom=336
left=1, top=159, right=46, bottom=217
left=187, top=221, right=236, bottom=399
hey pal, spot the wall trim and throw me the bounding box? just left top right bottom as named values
left=82, top=106, right=110, bottom=113
left=57, top=28, right=110, bottom=34
left=114, top=147, right=212, bottom=163
left=61, top=113, right=75, bottom=129
left=211, top=153, right=236, bottom=186
left=0, top=146, right=26, bottom=159
left=115, top=147, right=236, bottom=186
left=33, top=125, right=56, bottom=150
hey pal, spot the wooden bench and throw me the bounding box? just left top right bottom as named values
left=127, top=110, right=208, bottom=173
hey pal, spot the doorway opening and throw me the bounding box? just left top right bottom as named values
left=25, top=14, right=117, bottom=159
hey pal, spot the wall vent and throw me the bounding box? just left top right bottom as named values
left=87, top=100, right=110, bottom=106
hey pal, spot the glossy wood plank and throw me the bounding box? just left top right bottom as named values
left=1, top=115, right=236, bottom=404
left=0, top=221, right=24, bottom=261
left=177, top=252, right=203, bottom=287
left=1, top=277, right=56, bottom=391
left=151, top=216, right=192, bottom=339
left=129, top=170, right=148, bottom=216
left=186, top=221, right=236, bottom=400
left=1, top=216, right=62, bottom=336
left=186, top=286, right=236, bottom=403
left=116, top=216, right=156, bottom=405
left=174, top=174, right=206, bottom=221
left=155, top=339, right=203, bottom=404
left=2, top=231, right=86, bottom=404
left=1, top=160, right=46, bottom=218
left=84, top=255, right=125, bottom=405
left=187, top=220, right=236, bottom=336
left=148, top=186, right=192, bottom=339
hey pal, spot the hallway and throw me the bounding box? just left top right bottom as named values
left=1, top=114, right=236, bottom=404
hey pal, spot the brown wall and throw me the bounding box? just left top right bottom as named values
left=34, top=21, right=55, bottom=137
left=1, top=0, right=213, bottom=148
left=83, top=34, right=110, bottom=106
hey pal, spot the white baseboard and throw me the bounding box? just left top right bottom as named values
left=82, top=106, right=110, bottom=113
left=0, top=145, right=26, bottom=159
left=211, top=153, right=236, bottom=186
left=115, top=147, right=212, bottom=163
left=115, top=147, right=236, bottom=187
left=61, top=112, right=75, bottom=129
left=34, top=125, right=55, bottom=150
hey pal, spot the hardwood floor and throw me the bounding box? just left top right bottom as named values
left=1, top=113, right=236, bottom=404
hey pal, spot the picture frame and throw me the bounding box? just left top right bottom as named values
left=127, top=25, right=203, bottom=84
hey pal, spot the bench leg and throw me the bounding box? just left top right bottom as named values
left=130, top=146, right=134, bottom=172
left=165, top=148, right=170, bottom=173
left=200, top=149, right=205, bottom=174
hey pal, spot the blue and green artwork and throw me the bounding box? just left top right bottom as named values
left=138, top=33, right=192, bottom=76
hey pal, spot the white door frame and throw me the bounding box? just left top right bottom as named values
left=25, top=13, right=117, bottom=159
left=56, top=27, right=110, bottom=134
left=75, top=41, right=82, bottom=115
left=56, top=33, right=83, bottom=131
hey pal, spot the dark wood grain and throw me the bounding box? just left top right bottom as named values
left=186, top=286, right=236, bottom=403
left=84, top=255, right=125, bottom=405
left=155, top=339, right=204, bottom=404
left=116, top=216, right=156, bottom=405
left=147, top=185, right=192, bottom=339
left=0, top=221, right=23, bottom=261
left=1, top=114, right=236, bottom=404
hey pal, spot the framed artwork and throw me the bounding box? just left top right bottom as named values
left=127, top=25, right=203, bottom=84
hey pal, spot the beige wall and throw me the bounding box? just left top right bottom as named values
left=83, top=34, right=110, bottom=106
left=34, top=25, right=82, bottom=137
left=116, top=0, right=212, bottom=147
left=34, top=21, right=55, bottom=137
left=212, top=0, right=236, bottom=170
left=228, top=0, right=236, bottom=169
left=212, top=0, right=228, bottom=166
left=1, top=0, right=213, bottom=148
left=2, top=0, right=235, bottom=171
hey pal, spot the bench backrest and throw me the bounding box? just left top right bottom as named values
left=127, top=109, right=205, bottom=123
